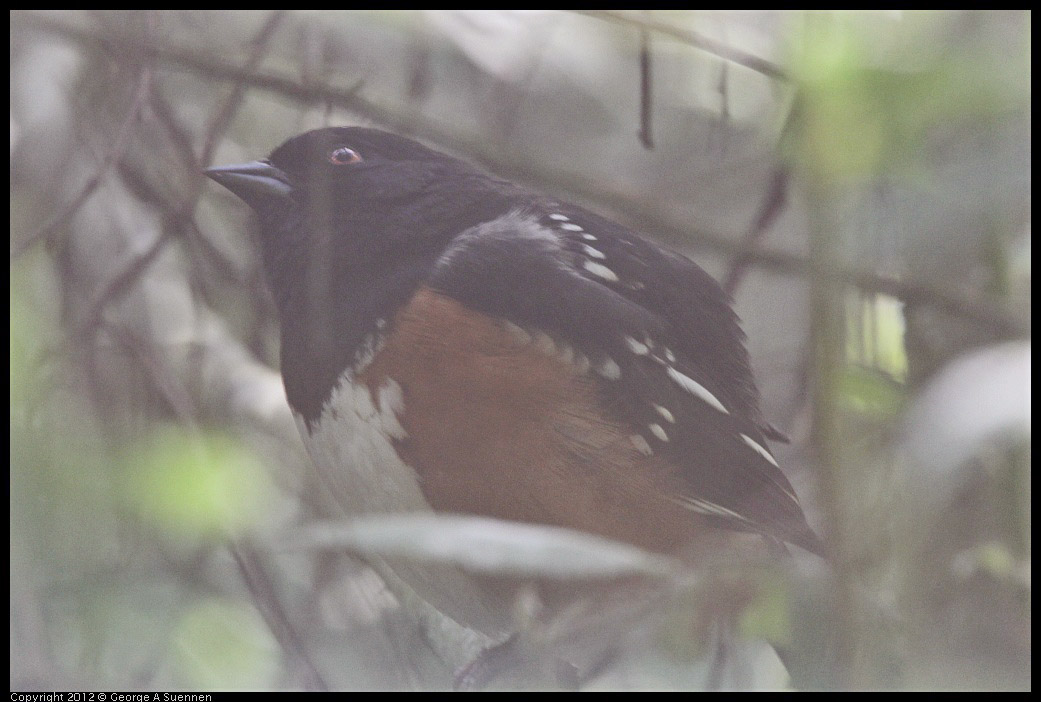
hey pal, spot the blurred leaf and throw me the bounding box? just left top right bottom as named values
left=786, top=11, right=1030, bottom=187
left=872, top=295, right=908, bottom=381
left=13, top=257, right=123, bottom=575
left=839, top=366, right=905, bottom=417
left=123, top=427, right=278, bottom=544
left=285, top=514, right=680, bottom=580
left=10, top=251, right=59, bottom=411
left=950, top=542, right=1020, bottom=583
left=172, top=598, right=281, bottom=690
left=10, top=266, right=32, bottom=410
left=902, top=341, right=1030, bottom=480
left=739, top=575, right=793, bottom=648
left=9, top=10, right=1031, bottom=690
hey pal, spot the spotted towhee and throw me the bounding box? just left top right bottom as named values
left=206, top=127, right=823, bottom=639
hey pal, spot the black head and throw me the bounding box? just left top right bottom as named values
left=206, top=126, right=453, bottom=193
left=262, top=127, right=461, bottom=213
left=205, top=127, right=530, bottom=421
left=269, top=126, right=450, bottom=174
left=205, top=127, right=527, bottom=280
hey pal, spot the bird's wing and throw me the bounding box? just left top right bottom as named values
left=425, top=206, right=821, bottom=554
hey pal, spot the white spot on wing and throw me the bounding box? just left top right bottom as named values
left=581, top=233, right=597, bottom=241
left=582, top=245, right=606, bottom=260
left=649, top=423, right=669, bottom=442
left=655, top=405, right=675, bottom=423
left=532, top=331, right=557, bottom=356
left=556, top=343, right=575, bottom=366
left=583, top=261, right=619, bottom=282
left=631, top=434, right=653, bottom=456
left=664, top=348, right=676, bottom=363
left=504, top=321, right=532, bottom=346
left=597, top=357, right=621, bottom=380
left=624, top=336, right=650, bottom=356
left=560, top=223, right=584, bottom=232
left=670, top=496, right=754, bottom=525
left=666, top=367, right=729, bottom=414
left=740, top=433, right=780, bottom=468
left=549, top=213, right=569, bottom=221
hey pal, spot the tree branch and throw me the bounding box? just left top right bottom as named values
left=18, top=12, right=1026, bottom=338
left=574, top=10, right=788, bottom=80
left=11, top=24, right=153, bottom=260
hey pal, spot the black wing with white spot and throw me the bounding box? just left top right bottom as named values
left=427, top=204, right=822, bottom=555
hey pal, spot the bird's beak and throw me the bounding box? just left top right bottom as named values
left=204, top=160, right=293, bottom=212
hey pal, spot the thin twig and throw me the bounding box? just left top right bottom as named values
left=716, top=60, right=731, bottom=153
left=19, top=13, right=372, bottom=123
left=528, top=169, right=1026, bottom=337
left=574, top=10, right=788, bottom=80
left=149, top=92, right=202, bottom=174
left=10, top=43, right=153, bottom=260
left=722, top=166, right=790, bottom=296
left=230, top=544, right=330, bottom=691
left=201, top=11, right=288, bottom=167
left=113, top=326, right=199, bottom=427
left=91, top=13, right=286, bottom=322
left=638, top=26, right=654, bottom=150
left=805, top=174, right=862, bottom=688
left=19, top=12, right=1027, bottom=338
left=115, top=154, right=249, bottom=291
left=70, top=230, right=174, bottom=344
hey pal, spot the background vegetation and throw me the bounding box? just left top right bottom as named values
left=10, top=10, right=1030, bottom=690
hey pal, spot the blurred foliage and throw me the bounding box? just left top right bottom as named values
left=786, top=10, right=1028, bottom=187
left=172, top=598, right=281, bottom=690
left=122, top=427, right=278, bottom=545
left=10, top=10, right=1029, bottom=691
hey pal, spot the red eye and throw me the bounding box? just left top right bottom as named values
left=329, top=146, right=362, bottom=165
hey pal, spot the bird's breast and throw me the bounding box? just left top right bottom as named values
left=294, top=368, right=526, bottom=640
left=295, top=368, right=430, bottom=516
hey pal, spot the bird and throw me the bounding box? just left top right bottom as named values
left=204, top=126, right=823, bottom=644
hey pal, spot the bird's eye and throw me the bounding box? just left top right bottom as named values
left=329, top=146, right=363, bottom=165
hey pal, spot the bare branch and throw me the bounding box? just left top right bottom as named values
left=722, top=166, right=790, bottom=296
left=231, top=544, right=330, bottom=691
left=201, top=11, right=288, bottom=167
left=574, top=10, right=787, bottom=80
left=638, top=25, right=654, bottom=150
left=20, top=12, right=1026, bottom=339
left=10, top=44, right=153, bottom=260
left=70, top=230, right=174, bottom=345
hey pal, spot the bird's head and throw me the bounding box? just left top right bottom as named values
left=208, top=127, right=522, bottom=240
left=204, top=127, right=533, bottom=406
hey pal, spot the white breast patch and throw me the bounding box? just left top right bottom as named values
left=294, top=372, right=516, bottom=638
left=296, top=373, right=430, bottom=516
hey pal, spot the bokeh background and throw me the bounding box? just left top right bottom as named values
left=10, top=10, right=1030, bottom=690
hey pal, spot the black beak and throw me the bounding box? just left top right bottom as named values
left=204, top=160, right=293, bottom=212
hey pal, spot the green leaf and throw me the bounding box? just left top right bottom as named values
left=172, top=598, right=280, bottom=691
left=123, top=427, right=277, bottom=543
left=838, top=365, right=905, bottom=417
